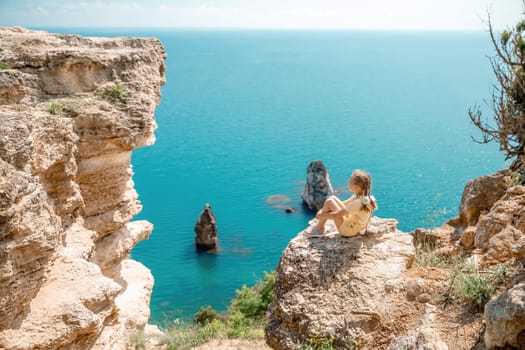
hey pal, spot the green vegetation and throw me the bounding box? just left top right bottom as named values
left=297, top=332, right=359, bottom=350
left=48, top=102, right=62, bottom=115
left=161, top=271, right=275, bottom=350
left=193, top=305, right=221, bottom=326
left=511, top=168, right=525, bottom=185
left=130, top=330, right=146, bottom=350
left=469, top=11, right=525, bottom=169
left=422, top=193, right=443, bottom=229
left=414, top=240, right=448, bottom=268
left=96, top=84, right=125, bottom=103
left=455, top=264, right=507, bottom=310
left=414, top=197, right=448, bottom=268
left=162, top=319, right=225, bottom=350
left=438, top=258, right=507, bottom=311
left=0, top=61, right=8, bottom=70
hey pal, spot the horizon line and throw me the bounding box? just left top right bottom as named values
left=9, top=25, right=493, bottom=33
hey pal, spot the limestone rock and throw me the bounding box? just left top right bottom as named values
left=459, top=171, right=513, bottom=227
left=406, top=278, right=425, bottom=301
left=195, top=203, right=218, bottom=251
left=90, top=220, right=153, bottom=276
left=460, top=226, right=476, bottom=249
left=484, top=282, right=525, bottom=349
left=473, top=185, right=525, bottom=266
left=0, top=26, right=165, bottom=349
left=265, top=217, right=415, bottom=349
left=301, top=160, right=334, bottom=211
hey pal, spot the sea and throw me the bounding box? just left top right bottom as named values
left=42, top=28, right=504, bottom=324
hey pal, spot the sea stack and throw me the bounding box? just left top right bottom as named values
left=194, top=203, right=218, bottom=251
left=301, top=160, right=334, bottom=211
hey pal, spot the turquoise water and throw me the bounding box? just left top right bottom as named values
left=45, top=28, right=504, bottom=323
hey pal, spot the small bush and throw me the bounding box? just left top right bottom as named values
left=163, top=319, right=224, bottom=350
left=0, top=61, right=7, bottom=70
left=96, top=84, right=125, bottom=103
left=230, top=271, right=275, bottom=319
left=226, top=310, right=253, bottom=338
left=511, top=168, right=525, bottom=185
left=193, top=305, right=220, bottom=326
left=48, top=102, right=62, bottom=115
left=297, top=332, right=359, bottom=350
left=414, top=241, right=448, bottom=268
left=130, top=330, right=146, bottom=350
left=455, top=264, right=507, bottom=310
left=161, top=271, right=276, bottom=347
left=302, top=333, right=335, bottom=350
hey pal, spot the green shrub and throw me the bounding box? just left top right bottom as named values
left=163, top=319, right=224, bottom=350
left=48, top=102, right=62, bottom=115
left=414, top=241, right=448, bottom=268
left=455, top=264, right=507, bottom=310
left=225, top=310, right=253, bottom=338
left=130, top=330, right=146, bottom=350
left=162, top=271, right=276, bottom=347
left=0, top=61, right=7, bottom=70
left=511, top=168, right=525, bottom=185
left=302, top=333, right=335, bottom=350
left=193, top=305, right=220, bottom=326
left=230, top=271, right=275, bottom=319
left=96, top=84, right=125, bottom=103
left=297, top=332, right=359, bottom=350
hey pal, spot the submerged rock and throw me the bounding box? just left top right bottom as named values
left=301, top=160, right=334, bottom=211
left=194, top=203, right=218, bottom=251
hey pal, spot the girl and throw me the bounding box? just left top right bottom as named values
left=307, top=169, right=377, bottom=237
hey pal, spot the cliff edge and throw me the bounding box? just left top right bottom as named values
left=0, top=27, right=166, bottom=349
left=266, top=172, right=525, bottom=349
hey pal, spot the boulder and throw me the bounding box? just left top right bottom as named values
left=459, top=171, right=513, bottom=227
left=194, top=203, right=218, bottom=251
left=484, top=282, right=525, bottom=349
left=265, top=217, right=415, bottom=349
left=301, top=160, right=334, bottom=211
left=473, top=186, right=525, bottom=266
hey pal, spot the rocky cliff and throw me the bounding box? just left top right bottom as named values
left=0, top=27, right=166, bottom=349
left=267, top=171, right=525, bottom=350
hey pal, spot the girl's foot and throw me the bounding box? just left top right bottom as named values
left=305, top=225, right=324, bottom=237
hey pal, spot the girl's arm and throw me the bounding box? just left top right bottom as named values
left=319, top=199, right=361, bottom=220
left=342, top=195, right=356, bottom=206
left=317, top=208, right=347, bottom=220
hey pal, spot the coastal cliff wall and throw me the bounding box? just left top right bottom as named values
left=0, top=27, right=166, bottom=349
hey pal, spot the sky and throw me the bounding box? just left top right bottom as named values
left=0, top=0, right=522, bottom=30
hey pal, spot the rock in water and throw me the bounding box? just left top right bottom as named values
left=195, top=203, right=218, bottom=251
left=301, top=160, right=334, bottom=211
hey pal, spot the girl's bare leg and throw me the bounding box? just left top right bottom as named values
left=316, top=196, right=345, bottom=231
